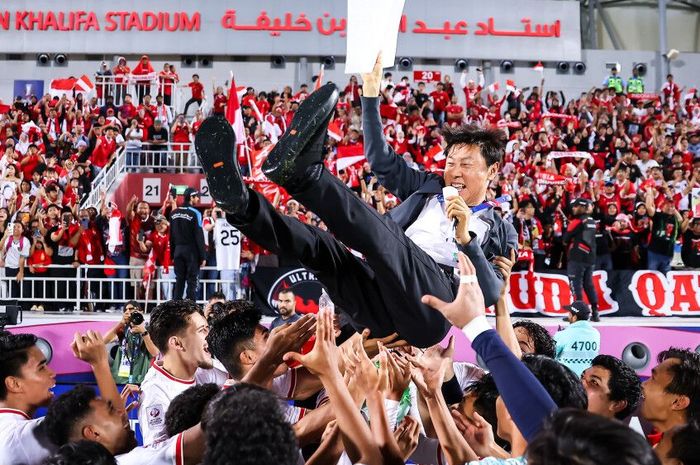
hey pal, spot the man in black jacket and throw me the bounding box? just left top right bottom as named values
left=195, top=65, right=516, bottom=347
left=564, top=198, right=599, bottom=321
left=170, top=187, right=205, bottom=300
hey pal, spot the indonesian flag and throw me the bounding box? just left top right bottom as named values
left=142, top=249, right=156, bottom=289
left=487, top=82, right=500, bottom=93
left=0, top=101, right=11, bottom=114
left=327, top=120, right=343, bottom=141
left=49, top=75, right=95, bottom=97
left=336, top=144, right=366, bottom=171
left=683, top=88, right=697, bottom=101
left=506, top=80, right=517, bottom=93
left=226, top=73, right=246, bottom=143
left=74, top=75, right=95, bottom=93
left=533, top=62, right=544, bottom=74
left=314, top=64, right=325, bottom=91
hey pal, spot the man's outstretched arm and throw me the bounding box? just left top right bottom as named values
left=361, top=55, right=433, bottom=200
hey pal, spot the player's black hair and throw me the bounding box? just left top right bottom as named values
left=165, top=383, right=220, bottom=437
left=513, top=320, right=556, bottom=358
left=668, top=421, right=700, bottom=465
left=522, top=355, right=588, bottom=410
left=442, top=124, right=506, bottom=167
left=43, top=384, right=96, bottom=446
left=43, top=440, right=117, bottom=465
left=202, top=383, right=297, bottom=465
left=591, top=354, right=642, bottom=419
left=0, top=332, right=38, bottom=400
left=206, top=305, right=262, bottom=379
left=527, top=409, right=661, bottom=465
left=148, top=300, right=203, bottom=353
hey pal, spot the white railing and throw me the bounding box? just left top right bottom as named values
left=82, top=146, right=126, bottom=209
left=94, top=75, right=211, bottom=120
left=0, top=264, right=246, bottom=311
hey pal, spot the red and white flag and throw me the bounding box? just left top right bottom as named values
left=426, top=144, right=445, bottom=162
left=506, top=80, right=517, bottom=93
left=327, top=120, right=343, bottom=141
left=487, top=82, right=500, bottom=93
left=533, top=62, right=544, bottom=75
left=74, top=74, right=95, bottom=93
left=49, top=78, right=76, bottom=98
left=683, top=88, right=697, bottom=101
left=336, top=144, right=366, bottom=171
left=248, top=99, right=264, bottom=122
left=142, top=249, right=156, bottom=289
left=314, top=64, right=325, bottom=91
left=226, top=72, right=246, bottom=143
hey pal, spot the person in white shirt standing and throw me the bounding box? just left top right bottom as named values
left=0, top=331, right=57, bottom=465
left=2, top=222, right=30, bottom=308
left=138, top=300, right=225, bottom=445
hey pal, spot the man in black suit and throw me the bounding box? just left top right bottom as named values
left=195, top=60, right=516, bottom=347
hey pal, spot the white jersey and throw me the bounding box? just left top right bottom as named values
left=214, top=218, right=241, bottom=271
left=223, top=367, right=303, bottom=423
left=0, top=408, right=56, bottom=465
left=138, top=361, right=226, bottom=445
left=116, top=431, right=184, bottom=465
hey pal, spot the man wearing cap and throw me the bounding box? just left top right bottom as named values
left=169, top=187, right=205, bottom=300
left=564, top=198, right=600, bottom=321
left=554, top=301, right=601, bottom=376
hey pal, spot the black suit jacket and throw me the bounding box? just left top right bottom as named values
left=362, top=97, right=518, bottom=306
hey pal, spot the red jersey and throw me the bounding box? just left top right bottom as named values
left=430, top=90, right=450, bottom=112
left=213, top=94, right=227, bottom=114
left=148, top=230, right=171, bottom=270
left=189, top=82, right=204, bottom=100
left=91, top=136, right=117, bottom=168
left=129, top=216, right=155, bottom=260
left=77, top=228, right=104, bottom=265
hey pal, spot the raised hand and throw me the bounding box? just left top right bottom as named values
left=71, top=330, right=108, bottom=366
left=361, top=53, right=383, bottom=98
left=393, top=416, right=421, bottom=461
left=264, top=313, right=316, bottom=363
left=421, top=252, right=486, bottom=329
left=408, top=336, right=455, bottom=398
left=283, top=308, right=337, bottom=379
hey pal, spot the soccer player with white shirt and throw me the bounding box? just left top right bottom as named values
left=43, top=384, right=204, bottom=465
left=0, top=331, right=57, bottom=465
left=138, top=300, right=225, bottom=445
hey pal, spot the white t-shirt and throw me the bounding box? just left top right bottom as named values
left=405, top=196, right=491, bottom=268
left=4, top=236, right=30, bottom=268
left=138, top=361, right=226, bottom=445
left=116, top=431, right=184, bottom=465
left=0, top=408, right=55, bottom=465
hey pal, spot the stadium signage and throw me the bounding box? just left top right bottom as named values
left=0, top=0, right=581, bottom=61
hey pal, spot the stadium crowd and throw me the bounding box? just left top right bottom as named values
left=0, top=57, right=699, bottom=465
left=0, top=57, right=699, bottom=313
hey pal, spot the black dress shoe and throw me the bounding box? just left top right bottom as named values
left=195, top=115, right=249, bottom=217
left=263, top=83, right=339, bottom=189
left=591, top=313, right=600, bottom=322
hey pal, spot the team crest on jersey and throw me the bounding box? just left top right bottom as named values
left=266, top=268, right=325, bottom=315
left=147, top=404, right=164, bottom=426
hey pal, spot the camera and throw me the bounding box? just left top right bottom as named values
left=129, top=311, right=144, bottom=326
left=62, top=213, right=72, bottom=225
left=137, top=230, right=145, bottom=242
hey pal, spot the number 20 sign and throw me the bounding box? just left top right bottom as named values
left=413, top=70, right=442, bottom=82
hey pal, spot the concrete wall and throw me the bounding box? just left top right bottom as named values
left=1, top=49, right=699, bottom=106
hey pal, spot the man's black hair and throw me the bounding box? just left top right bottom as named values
left=658, top=347, right=700, bottom=422
left=165, top=383, right=220, bottom=437
left=522, top=355, right=588, bottom=410
left=278, top=288, right=295, bottom=296
left=44, top=440, right=116, bottom=465
left=43, top=384, right=97, bottom=447
left=591, top=354, right=642, bottom=420
left=441, top=124, right=506, bottom=167
left=527, top=409, right=660, bottom=465
left=0, top=332, right=38, bottom=400
left=519, top=200, right=535, bottom=210
left=464, top=374, right=507, bottom=447
left=148, top=300, right=203, bottom=353
left=206, top=305, right=262, bottom=379
left=209, top=292, right=226, bottom=302
left=668, top=421, right=700, bottom=465
left=202, top=383, right=297, bottom=465
left=512, top=320, right=556, bottom=358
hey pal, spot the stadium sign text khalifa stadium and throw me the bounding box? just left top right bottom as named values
left=0, top=0, right=580, bottom=61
